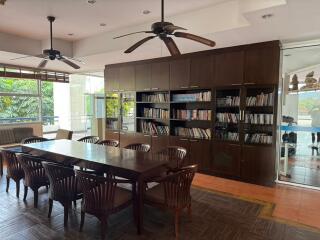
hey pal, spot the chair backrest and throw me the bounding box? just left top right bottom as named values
left=76, top=170, right=118, bottom=211
left=161, top=165, right=197, bottom=209
left=157, top=146, right=187, bottom=170
left=56, top=129, right=73, bottom=140
left=77, top=136, right=100, bottom=144
left=2, top=149, right=24, bottom=180
left=42, top=162, right=77, bottom=201
left=21, top=137, right=49, bottom=144
left=97, top=139, right=119, bottom=147
left=18, top=154, right=46, bottom=187
left=125, top=143, right=151, bottom=152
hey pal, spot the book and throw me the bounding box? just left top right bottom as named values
left=174, top=127, right=211, bottom=139
left=141, top=93, right=169, bottom=102
left=139, top=120, right=169, bottom=135
left=172, top=109, right=211, bottom=120
left=172, top=91, right=211, bottom=102
left=142, top=108, right=169, bottom=119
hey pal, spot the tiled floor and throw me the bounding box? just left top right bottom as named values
left=192, top=173, right=320, bottom=230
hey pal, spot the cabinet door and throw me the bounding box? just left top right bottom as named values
left=190, top=54, right=213, bottom=88
left=170, top=59, right=190, bottom=90
left=169, top=136, right=190, bottom=163
left=105, top=67, right=119, bottom=92
left=212, top=142, right=241, bottom=177
left=105, top=130, right=119, bottom=141
left=189, top=139, right=211, bottom=172
left=215, top=51, right=244, bottom=87
left=134, top=132, right=152, bottom=145
left=241, top=145, right=275, bottom=186
left=119, top=66, right=135, bottom=91
left=244, top=45, right=280, bottom=85
left=151, top=62, right=169, bottom=90
left=151, top=135, right=169, bottom=154
left=135, top=64, right=151, bottom=91
left=119, top=132, right=137, bottom=148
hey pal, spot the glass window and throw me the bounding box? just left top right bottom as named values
left=0, top=77, right=38, bottom=94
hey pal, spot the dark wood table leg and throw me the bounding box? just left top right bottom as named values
left=136, top=175, right=144, bottom=235
left=0, top=153, right=3, bottom=177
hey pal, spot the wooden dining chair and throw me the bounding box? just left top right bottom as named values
left=42, top=162, right=82, bottom=227
left=144, top=165, right=197, bottom=239
left=21, top=137, right=49, bottom=144
left=97, top=139, right=119, bottom=147
left=2, top=149, right=24, bottom=198
left=157, top=146, right=187, bottom=172
left=18, top=154, right=49, bottom=207
left=77, top=136, right=100, bottom=144
left=56, top=129, right=73, bottom=140
left=124, top=143, right=151, bottom=152
left=75, top=170, right=135, bottom=240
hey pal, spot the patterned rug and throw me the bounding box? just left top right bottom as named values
left=0, top=172, right=319, bottom=240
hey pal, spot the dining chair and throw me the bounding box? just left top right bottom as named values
left=2, top=149, right=24, bottom=198
left=77, top=136, right=100, bottom=144
left=75, top=170, right=135, bottom=240
left=124, top=143, right=151, bottom=152
left=157, top=146, right=187, bottom=172
left=56, top=129, right=73, bottom=140
left=18, top=154, right=49, bottom=207
left=144, top=165, right=197, bottom=239
left=42, top=162, right=82, bottom=227
left=21, top=137, right=49, bottom=144
left=97, top=139, right=119, bottom=147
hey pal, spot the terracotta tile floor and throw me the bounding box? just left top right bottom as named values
left=192, top=173, right=320, bottom=230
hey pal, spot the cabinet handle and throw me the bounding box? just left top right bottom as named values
left=244, top=83, right=255, bottom=85
left=151, top=87, right=159, bottom=90
left=231, top=83, right=241, bottom=86
left=120, top=132, right=125, bottom=135
left=190, top=85, right=199, bottom=88
left=113, top=132, right=118, bottom=134
left=112, top=89, right=119, bottom=92
left=143, top=134, right=150, bottom=137
left=190, top=139, right=199, bottom=142
left=119, top=89, right=124, bottom=91
left=143, top=88, right=151, bottom=91
left=180, top=138, right=189, bottom=141
left=180, top=86, right=188, bottom=89
left=152, top=135, right=158, bottom=138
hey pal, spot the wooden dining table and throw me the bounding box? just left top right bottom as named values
left=22, top=139, right=169, bottom=234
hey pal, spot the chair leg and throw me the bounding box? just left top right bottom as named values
left=100, top=218, right=108, bottom=240
left=187, top=203, right=192, bottom=221
left=175, top=210, right=180, bottom=240
left=23, top=185, right=28, bottom=201
left=48, top=199, right=53, bottom=218
left=16, top=180, right=20, bottom=198
left=79, top=211, right=85, bottom=232
left=6, top=176, right=10, bottom=192
left=64, top=204, right=69, bottom=227
left=33, top=189, right=38, bottom=208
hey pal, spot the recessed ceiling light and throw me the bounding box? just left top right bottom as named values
left=143, top=10, right=151, bottom=15
left=68, top=33, right=74, bottom=36
left=87, top=0, right=96, bottom=4
left=262, top=13, right=274, bottom=19
left=100, top=23, right=107, bottom=27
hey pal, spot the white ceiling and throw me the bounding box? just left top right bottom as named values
left=1, top=0, right=320, bottom=74
left=0, top=0, right=226, bottom=40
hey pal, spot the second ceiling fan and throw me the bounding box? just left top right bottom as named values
left=114, top=0, right=216, bottom=56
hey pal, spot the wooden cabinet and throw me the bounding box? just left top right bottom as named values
left=105, top=130, right=120, bottom=141
left=151, top=62, right=169, bottom=90
left=135, top=64, right=151, bottom=91
left=190, top=54, right=213, bottom=88
left=119, top=132, right=137, bottom=148
left=241, top=145, right=275, bottom=186
left=151, top=135, right=169, bottom=153
left=134, top=133, right=152, bottom=145
left=105, top=66, right=119, bottom=92
left=244, top=44, right=280, bottom=85
left=169, top=59, right=190, bottom=90
left=212, top=142, right=241, bottom=177
left=189, top=139, right=211, bottom=172
left=215, top=51, right=244, bottom=87
left=119, top=66, right=135, bottom=91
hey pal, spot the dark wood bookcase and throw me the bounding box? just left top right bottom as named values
left=104, top=40, right=280, bottom=186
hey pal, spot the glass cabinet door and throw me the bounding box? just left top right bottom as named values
left=121, top=92, right=135, bottom=132
left=105, top=92, right=120, bottom=130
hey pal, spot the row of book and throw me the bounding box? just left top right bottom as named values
left=142, top=108, right=169, bottom=119
left=172, top=91, right=211, bottom=102
left=245, top=114, right=274, bottom=125
left=215, top=131, right=239, bottom=141
left=172, top=109, right=211, bottom=120
left=141, top=93, right=169, bottom=102
left=174, top=127, right=211, bottom=139
left=246, top=92, right=274, bottom=106
left=139, top=120, right=169, bottom=135
left=216, top=96, right=240, bottom=107
left=245, top=133, right=272, bottom=144
left=216, top=113, right=239, bottom=123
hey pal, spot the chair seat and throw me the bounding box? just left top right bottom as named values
left=145, top=184, right=165, bottom=205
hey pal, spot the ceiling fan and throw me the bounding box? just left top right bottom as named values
left=11, top=16, right=82, bottom=69
left=114, top=0, right=216, bottom=56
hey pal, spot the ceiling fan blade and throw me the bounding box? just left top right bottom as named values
left=63, top=56, right=85, bottom=64
left=10, top=54, right=45, bottom=61
left=124, top=36, right=156, bottom=53
left=113, top=31, right=153, bottom=39
left=174, top=32, right=216, bottom=47
left=38, top=59, right=48, bottom=68
left=162, top=37, right=181, bottom=56
left=163, top=25, right=187, bottom=32
left=60, top=57, right=81, bottom=69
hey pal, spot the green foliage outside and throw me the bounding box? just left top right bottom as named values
left=298, top=92, right=320, bottom=115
